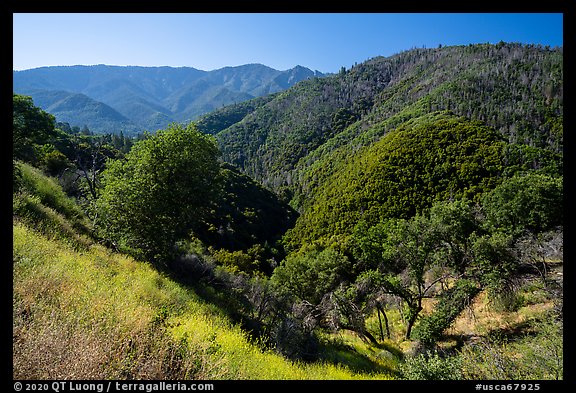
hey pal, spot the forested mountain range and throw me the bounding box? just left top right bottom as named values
left=13, top=64, right=325, bottom=135
left=208, top=43, right=562, bottom=194
left=196, top=42, right=563, bottom=246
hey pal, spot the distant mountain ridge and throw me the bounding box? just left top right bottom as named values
left=13, top=64, right=326, bottom=135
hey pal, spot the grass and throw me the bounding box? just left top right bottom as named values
left=13, top=220, right=394, bottom=379
left=13, top=162, right=93, bottom=249
left=316, top=330, right=403, bottom=378
left=14, top=216, right=558, bottom=379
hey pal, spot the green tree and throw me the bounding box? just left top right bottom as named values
left=427, top=199, right=482, bottom=274
left=95, top=123, right=221, bottom=263
left=271, top=247, right=352, bottom=305
left=482, top=172, right=563, bottom=237
left=352, top=200, right=487, bottom=341
left=13, top=93, right=58, bottom=188
left=412, top=279, right=480, bottom=346
left=38, top=145, right=72, bottom=177
left=354, top=215, right=443, bottom=340
left=13, top=94, right=57, bottom=162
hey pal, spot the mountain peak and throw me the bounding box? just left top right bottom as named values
left=13, top=63, right=327, bottom=135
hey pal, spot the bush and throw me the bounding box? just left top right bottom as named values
left=39, top=147, right=72, bottom=177
left=271, top=247, right=352, bottom=304
left=413, top=279, right=480, bottom=346
left=400, top=351, right=462, bottom=380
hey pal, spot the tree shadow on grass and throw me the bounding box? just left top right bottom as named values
left=441, top=319, right=540, bottom=352
left=316, top=333, right=403, bottom=378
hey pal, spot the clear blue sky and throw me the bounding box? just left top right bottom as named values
left=13, top=13, right=563, bottom=73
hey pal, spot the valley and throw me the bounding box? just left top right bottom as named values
left=13, top=42, right=563, bottom=381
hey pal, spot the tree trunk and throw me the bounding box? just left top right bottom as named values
left=377, top=305, right=391, bottom=339
left=363, top=330, right=379, bottom=345
left=377, top=306, right=384, bottom=341
left=405, top=305, right=422, bottom=340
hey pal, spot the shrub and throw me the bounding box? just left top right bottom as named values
left=413, top=279, right=480, bottom=346
left=400, top=351, right=462, bottom=380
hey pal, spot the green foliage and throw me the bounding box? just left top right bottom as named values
left=501, top=143, right=562, bottom=177
left=210, top=244, right=270, bottom=276
left=13, top=94, right=57, bottom=162
left=271, top=247, right=352, bottom=304
left=12, top=162, right=92, bottom=247
left=352, top=212, right=447, bottom=340
left=13, top=218, right=392, bottom=379
left=11, top=97, right=133, bottom=208
left=482, top=172, right=563, bottom=237
left=96, top=123, right=221, bottom=262
left=286, top=113, right=507, bottom=247
left=412, top=279, right=480, bottom=346
left=400, top=351, right=462, bottom=380
left=195, top=94, right=277, bottom=135
left=38, top=146, right=73, bottom=177
left=12, top=43, right=564, bottom=379
left=469, top=232, right=518, bottom=309
left=15, top=162, right=86, bottom=224
left=427, top=199, right=482, bottom=273
left=213, top=43, right=562, bottom=201
left=198, top=163, right=297, bottom=255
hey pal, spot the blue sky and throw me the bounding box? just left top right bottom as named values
left=13, top=13, right=563, bottom=73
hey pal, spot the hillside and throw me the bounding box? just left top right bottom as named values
left=13, top=161, right=396, bottom=379
left=213, top=43, right=562, bottom=203
left=283, top=112, right=562, bottom=248
left=13, top=64, right=325, bottom=135
left=13, top=42, right=563, bottom=381
left=25, top=89, right=142, bottom=134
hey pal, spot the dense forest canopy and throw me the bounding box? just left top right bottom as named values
left=283, top=112, right=562, bottom=249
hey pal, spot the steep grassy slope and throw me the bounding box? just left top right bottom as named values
left=12, top=163, right=393, bottom=379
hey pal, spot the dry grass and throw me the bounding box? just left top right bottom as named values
left=446, top=289, right=555, bottom=339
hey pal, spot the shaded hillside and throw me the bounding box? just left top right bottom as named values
left=13, top=64, right=325, bottom=135
left=198, top=163, right=298, bottom=253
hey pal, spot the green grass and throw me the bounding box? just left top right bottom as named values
left=316, top=330, right=403, bottom=378
left=13, top=162, right=561, bottom=380
left=13, top=220, right=394, bottom=379
left=16, top=162, right=87, bottom=224
left=13, top=161, right=93, bottom=249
